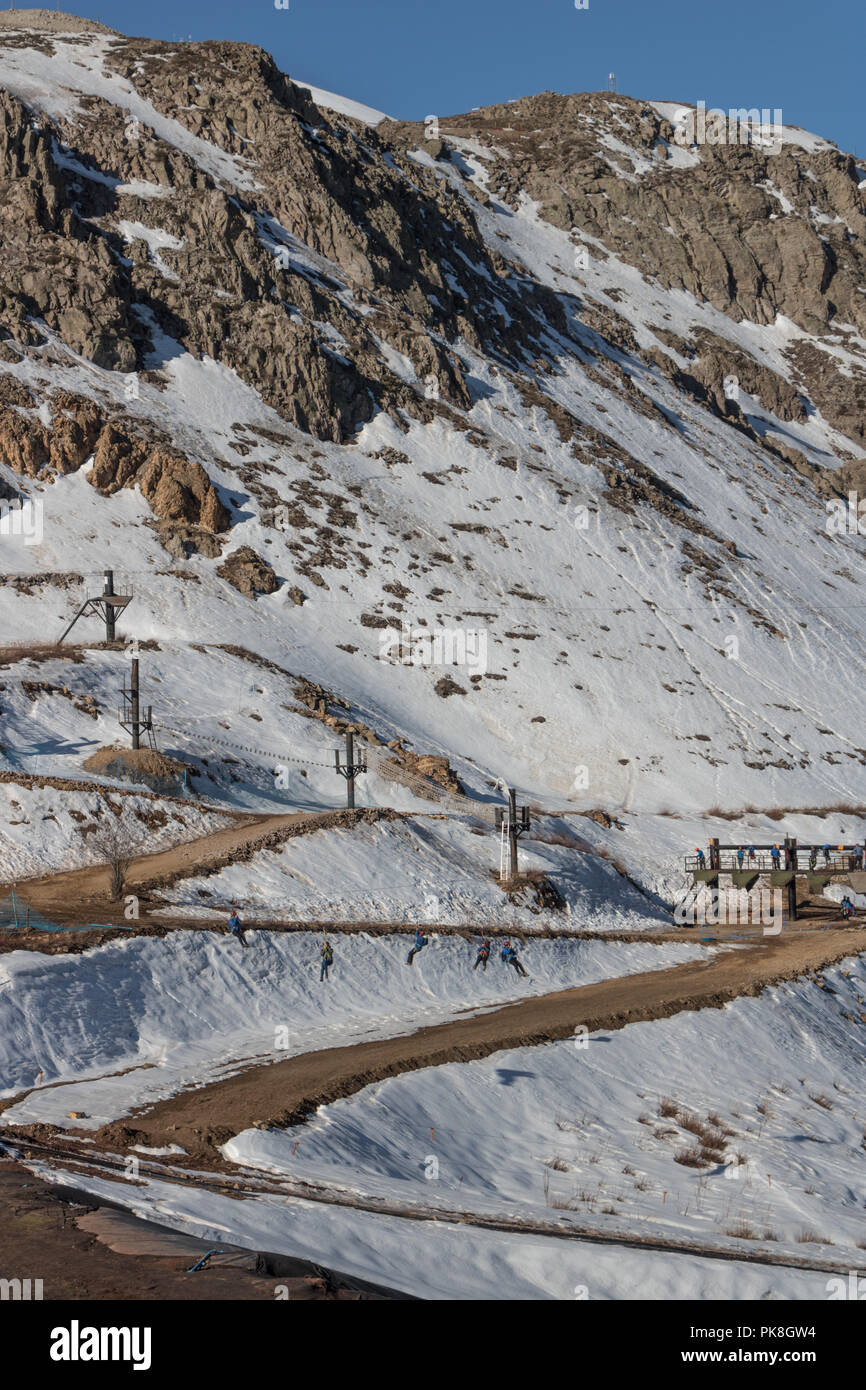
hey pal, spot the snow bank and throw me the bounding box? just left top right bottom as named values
left=0, top=781, right=231, bottom=880
left=35, top=1161, right=830, bottom=1300
left=157, top=813, right=664, bottom=930
left=294, top=81, right=389, bottom=126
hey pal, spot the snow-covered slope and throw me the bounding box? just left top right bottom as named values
left=27, top=950, right=863, bottom=1299
left=154, top=812, right=660, bottom=929
left=2, top=17, right=865, bottom=1305
left=0, top=930, right=706, bottom=1127
left=294, top=81, right=389, bottom=126
left=227, top=953, right=866, bottom=1267
left=0, top=20, right=865, bottom=898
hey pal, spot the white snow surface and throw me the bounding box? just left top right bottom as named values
left=155, top=812, right=663, bottom=930
left=32, top=1160, right=833, bottom=1300
left=0, top=781, right=232, bottom=880
left=293, top=80, right=389, bottom=126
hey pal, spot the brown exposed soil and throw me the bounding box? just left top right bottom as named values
left=0, top=1155, right=398, bottom=1299
left=82, top=745, right=194, bottom=779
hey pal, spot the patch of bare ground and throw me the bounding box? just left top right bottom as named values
left=0, top=641, right=77, bottom=665
left=0, top=1156, right=399, bottom=1299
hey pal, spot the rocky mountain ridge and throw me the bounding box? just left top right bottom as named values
left=0, top=14, right=865, bottom=815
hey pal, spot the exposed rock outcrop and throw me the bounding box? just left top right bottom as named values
left=216, top=545, right=279, bottom=598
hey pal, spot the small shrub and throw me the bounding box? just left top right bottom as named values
left=702, top=1128, right=729, bottom=1153
left=726, top=1221, right=758, bottom=1240
left=679, top=1112, right=705, bottom=1137
left=674, top=1146, right=710, bottom=1169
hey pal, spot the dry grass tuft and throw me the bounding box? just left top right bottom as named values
left=809, top=1093, right=834, bottom=1110
left=726, top=1220, right=759, bottom=1240
left=674, top=1146, right=710, bottom=1169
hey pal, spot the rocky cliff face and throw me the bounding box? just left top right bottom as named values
left=0, top=24, right=861, bottom=489
left=440, top=93, right=865, bottom=332
left=1, top=15, right=865, bottom=812
left=0, top=31, right=567, bottom=457
left=385, top=92, right=866, bottom=448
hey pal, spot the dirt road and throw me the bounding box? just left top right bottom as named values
left=8, top=806, right=397, bottom=925
left=74, top=924, right=866, bottom=1163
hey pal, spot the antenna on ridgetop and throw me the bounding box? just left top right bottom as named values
left=608, top=73, right=617, bottom=93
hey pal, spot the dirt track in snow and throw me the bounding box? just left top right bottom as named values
left=5, top=812, right=864, bottom=1174
left=63, top=924, right=865, bottom=1164
left=5, top=806, right=398, bottom=926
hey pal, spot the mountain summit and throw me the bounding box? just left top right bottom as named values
left=0, top=12, right=865, bottom=819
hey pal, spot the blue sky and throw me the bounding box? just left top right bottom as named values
left=89, top=0, right=862, bottom=154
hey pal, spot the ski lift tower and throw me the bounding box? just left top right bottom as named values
left=58, top=570, right=133, bottom=645
left=335, top=731, right=367, bottom=809
left=494, top=781, right=531, bottom=881
left=118, top=655, right=156, bottom=751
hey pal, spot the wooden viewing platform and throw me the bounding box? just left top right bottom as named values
left=683, top=838, right=866, bottom=921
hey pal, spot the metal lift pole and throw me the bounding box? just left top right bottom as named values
left=104, top=570, right=116, bottom=643
left=508, top=787, right=519, bottom=881
left=345, top=731, right=355, bottom=809
left=130, top=658, right=141, bottom=750
left=334, top=732, right=367, bottom=809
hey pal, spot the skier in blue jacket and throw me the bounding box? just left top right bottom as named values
left=407, top=929, right=428, bottom=966
left=501, top=940, right=529, bottom=978
left=228, top=909, right=247, bottom=948
left=474, top=939, right=491, bottom=972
